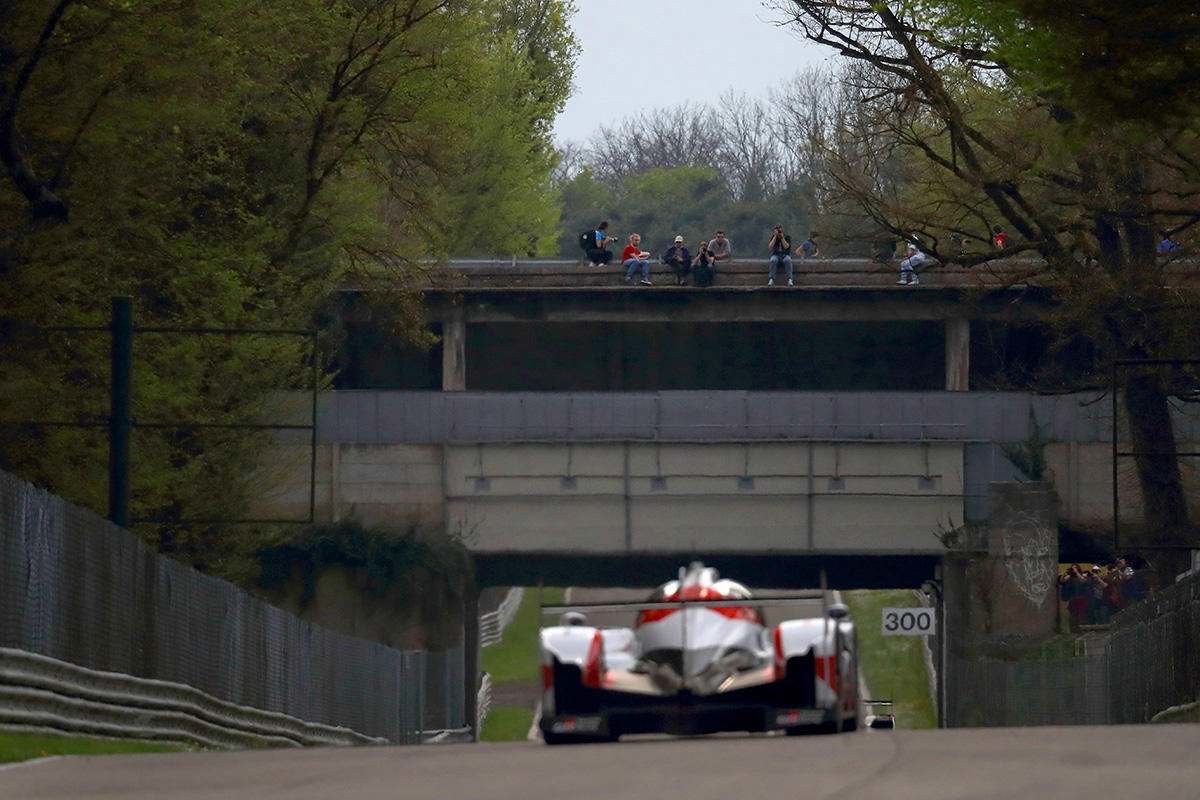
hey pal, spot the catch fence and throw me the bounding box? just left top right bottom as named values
left=0, top=469, right=464, bottom=743
left=947, top=571, right=1200, bottom=727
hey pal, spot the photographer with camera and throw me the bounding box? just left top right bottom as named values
left=767, top=224, right=793, bottom=286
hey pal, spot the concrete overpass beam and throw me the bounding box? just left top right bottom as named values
left=945, top=318, right=970, bottom=391
left=442, top=307, right=466, bottom=391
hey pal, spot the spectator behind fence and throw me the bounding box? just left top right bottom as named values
left=898, top=237, right=929, bottom=285
left=622, top=233, right=652, bottom=285
left=1061, top=559, right=1150, bottom=631
left=707, top=230, right=732, bottom=271
left=1060, top=564, right=1090, bottom=631
left=692, top=240, right=715, bottom=287
left=767, top=225, right=793, bottom=287
left=663, top=235, right=692, bottom=285
left=585, top=220, right=614, bottom=266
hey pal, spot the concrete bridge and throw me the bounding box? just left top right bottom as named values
left=296, top=257, right=1200, bottom=587
left=259, top=390, right=1200, bottom=588
left=345, top=257, right=1199, bottom=395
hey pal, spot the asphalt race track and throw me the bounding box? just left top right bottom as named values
left=3, top=725, right=1199, bottom=800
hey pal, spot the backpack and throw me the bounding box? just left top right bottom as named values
left=579, top=230, right=595, bottom=252
left=693, top=259, right=714, bottom=287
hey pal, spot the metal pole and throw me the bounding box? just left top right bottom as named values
left=108, top=296, right=132, bottom=527
left=1112, top=362, right=1120, bottom=552
left=308, top=331, right=319, bottom=524
left=463, top=581, right=480, bottom=740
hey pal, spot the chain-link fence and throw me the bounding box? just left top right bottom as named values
left=947, top=571, right=1200, bottom=727
left=1107, top=573, right=1200, bottom=724
left=0, top=469, right=463, bottom=743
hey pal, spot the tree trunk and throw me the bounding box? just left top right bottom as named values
left=1121, top=369, right=1196, bottom=579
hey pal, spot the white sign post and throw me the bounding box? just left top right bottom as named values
left=881, top=607, right=936, bottom=636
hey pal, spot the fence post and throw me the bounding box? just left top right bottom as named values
left=109, top=296, right=132, bottom=528
left=463, top=583, right=480, bottom=740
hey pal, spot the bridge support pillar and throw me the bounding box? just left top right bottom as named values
left=442, top=306, right=466, bottom=391
left=944, top=318, right=970, bottom=391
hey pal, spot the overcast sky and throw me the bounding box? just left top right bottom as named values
left=553, top=0, right=829, bottom=145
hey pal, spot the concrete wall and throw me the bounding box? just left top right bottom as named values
left=251, top=443, right=443, bottom=528
left=304, top=390, right=1200, bottom=445
left=256, top=440, right=963, bottom=556
left=266, top=390, right=1200, bottom=533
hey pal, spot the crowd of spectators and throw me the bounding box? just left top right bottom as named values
left=583, top=221, right=823, bottom=287
left=586, top=222, right=1187, bottom=285
left=1058, top=559, right=1147, bottom=629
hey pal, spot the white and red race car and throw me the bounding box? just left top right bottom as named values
left=538, top=563, right=859, bottom=744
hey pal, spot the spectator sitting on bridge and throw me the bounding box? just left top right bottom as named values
left=622, top=233, right=653, bottom=285
left=588, top=221, right=615, bottom=266
left=692, top=240, right=715, bottom=287
left=663, top=235, right=692, bottom=285
left=707, top=230, right=732, bottom=271
left=767, top=225, right=793, bottom=287
left=898, top=238, right=930, bottom=286
left=796, top=232, right=820, bottom=260
left=991, top=225, right=1009, bottom=250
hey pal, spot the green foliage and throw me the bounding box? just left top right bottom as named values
left=256, top=519, right=470, bottom=607
left=906, top=0, right=1200, bottom=123
left=0, top=0, right=574, bottom=570
left=1001, top=409, right=1050, bottom=481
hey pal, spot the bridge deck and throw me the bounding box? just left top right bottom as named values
left=352, top=256, right=1199, bottom=291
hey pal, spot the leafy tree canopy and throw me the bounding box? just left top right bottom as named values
left=0, top=0, right=575, bottom=573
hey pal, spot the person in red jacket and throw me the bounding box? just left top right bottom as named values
left=622, top=233, right=652, bottom=285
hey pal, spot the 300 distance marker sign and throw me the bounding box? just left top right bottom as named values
left=881, top=607, right=936, bottom=636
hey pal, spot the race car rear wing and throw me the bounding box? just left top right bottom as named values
left=542, top=594, right=830, bottom=616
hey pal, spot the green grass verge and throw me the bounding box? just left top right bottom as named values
left=842, top=590, right=938, bottom=729
left=481, top=587, right=564, bottom=685
left=479, top=705, right=535, bottom=742
left=0, top=731, right=183, bottom=764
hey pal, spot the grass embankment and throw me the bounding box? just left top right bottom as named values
left=842, top=590, right=938, bottom=729
left=0, top=731, right=182, bottom=764
left=480, top=587, right=564, bottom=742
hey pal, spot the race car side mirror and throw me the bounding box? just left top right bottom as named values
left=827, top=603, right=849, bottom=620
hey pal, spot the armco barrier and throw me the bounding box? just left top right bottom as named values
left=479, top=588, right=524, bottom=648
left=476, top=672, right=493, bottom=737
left=0, top=469, right=461, bottom=744
left=0, top=648, right=383, bottom=749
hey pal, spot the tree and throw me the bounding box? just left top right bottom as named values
left=0, top=0, right=574, bottom=573
left=588, top=104, right=723, bottom=184
left=775, top=0, right=1200, bottom=559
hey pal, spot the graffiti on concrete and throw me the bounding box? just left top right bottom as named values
left=1002, top=509, right=1056, bottom=608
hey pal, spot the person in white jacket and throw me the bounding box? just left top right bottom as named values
left=898, top=238, right=929, bottom=285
